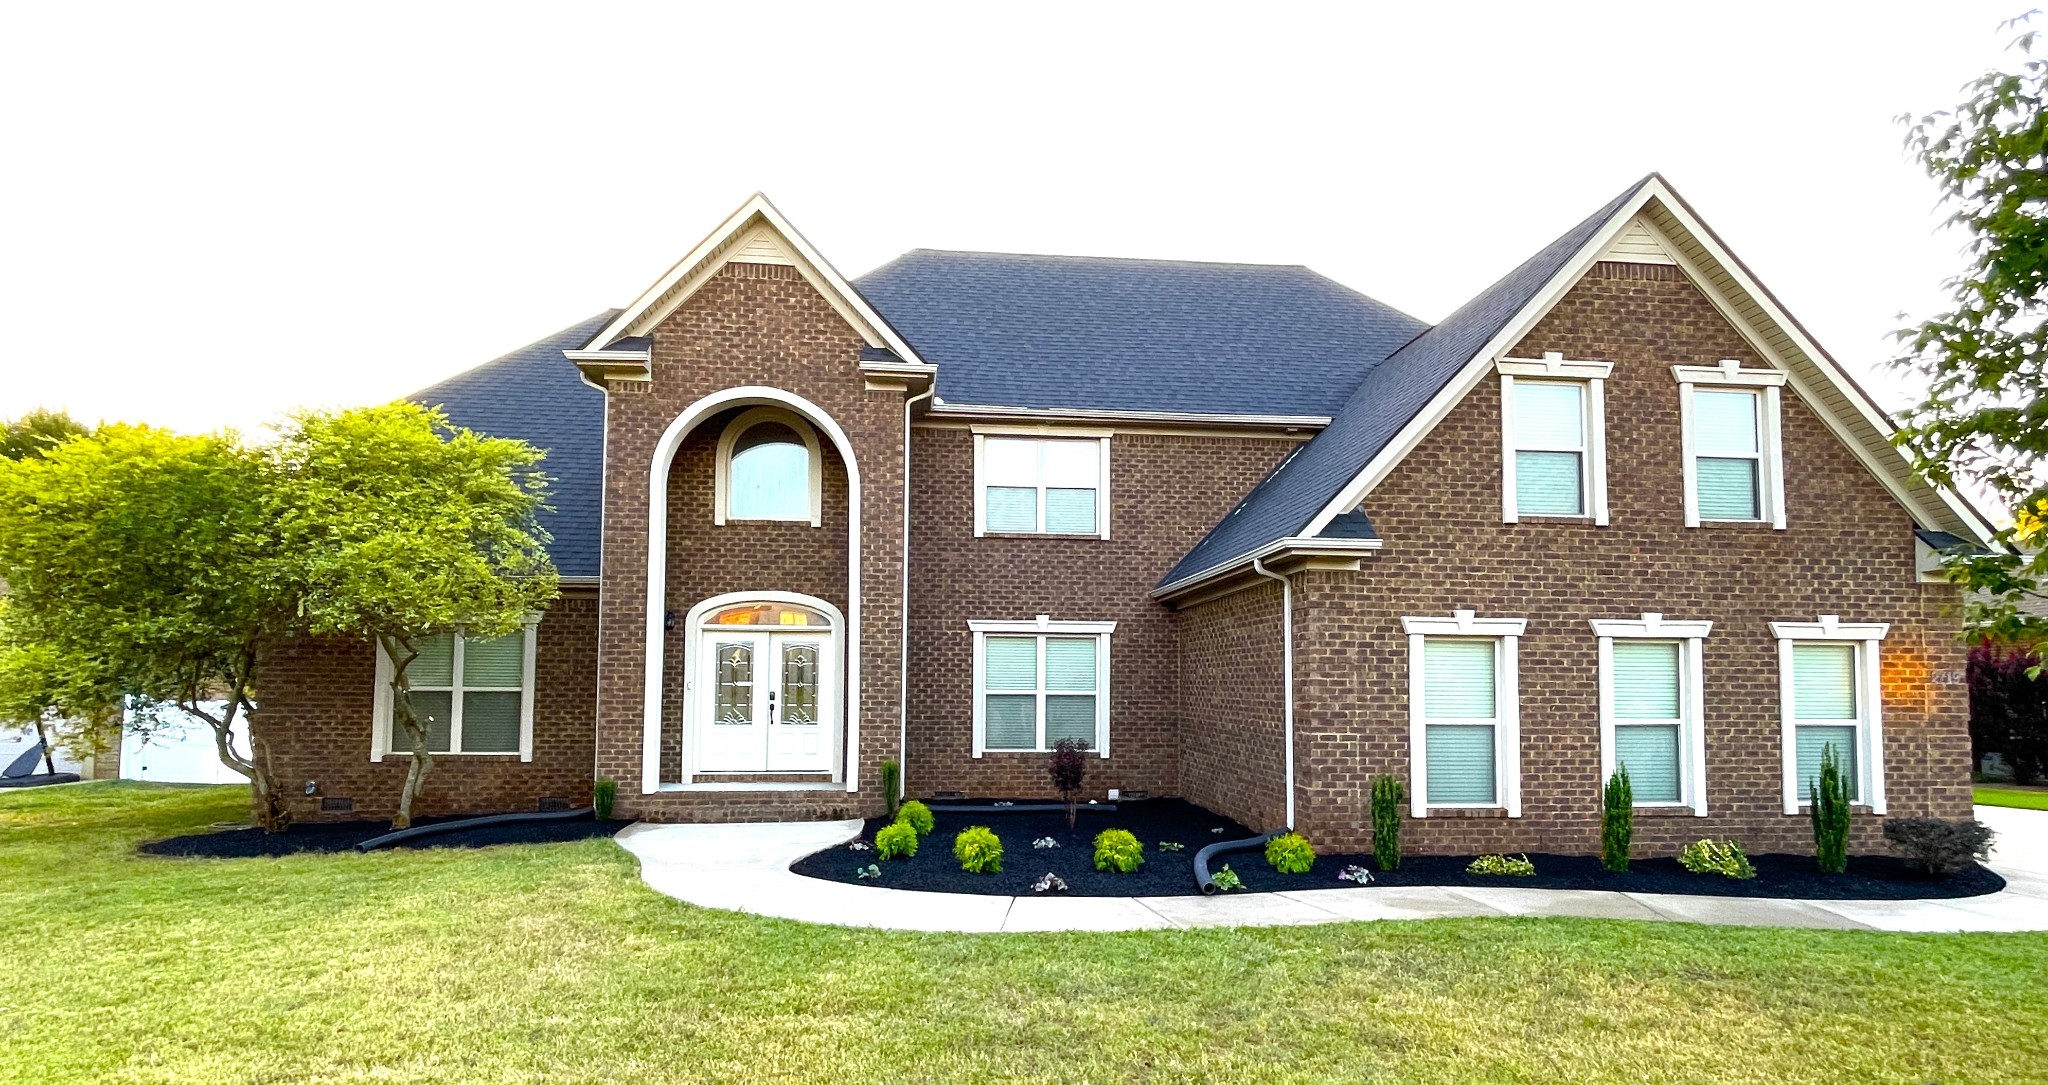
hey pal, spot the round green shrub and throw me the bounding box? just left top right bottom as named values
left=1678, top=838, right=1756, bottom=879
left=955, top=825, right=1003, bottom=873
left=1092, top=828, right=1144, bottom=873
left=875, top=820, right=919, bottom=860
left=1264, top=832, right=1315, bottom=874
left=896, top=799, right=935, bottom=836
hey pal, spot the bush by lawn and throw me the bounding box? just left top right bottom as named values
left=3, top=782, right=2045, bottom=1083
left=1975, top=785, right=2048, bottom=811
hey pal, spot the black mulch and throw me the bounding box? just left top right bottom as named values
left=139, top=814, right=623, bottom=858
left=789, top=799, right=1253, bottom=897
left=792, top=798, right=2005, bottom=900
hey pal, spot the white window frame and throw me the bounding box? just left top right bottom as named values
left=1772, top=616, right=1888, bottom=815
left=371, top=619, right=540, bottom=762
left=969, top=616, right=1115, bottom=757
left=971, top=429, right=1112, bottom=539
left=1591, top=613, right=1712, bottom=816
left=1402, top=610, right=1525, bottom=817
left=1499, top=353, right=1611, bottom=525
left=1674, top=359, right=1786, bottom=529
left=715, top=406, right=824, bottom=527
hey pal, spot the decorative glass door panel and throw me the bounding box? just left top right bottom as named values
left=766, top=634, right=831, bottom=771
left=699, top=632, right=767, bottom=771
left=695, top=627, right=834, bottom=774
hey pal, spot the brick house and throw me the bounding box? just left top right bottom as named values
left=257, top=174, right=1995, bottom=855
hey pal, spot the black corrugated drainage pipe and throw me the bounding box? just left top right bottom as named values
left=355, top=807, right=595, bottom=852
left=1194, top=830, right=1282, bottom=894
left=926, top=803, right=1118, bottom=815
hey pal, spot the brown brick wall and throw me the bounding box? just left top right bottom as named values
left=1268, top=261, right=1971, bottom=856
left=1174, top=581, right=1288, bottom=830
left=255, top=592, right=599, bottom=822
left=597, top=261, right=906, bottom=822
left=903, top=427, right=1297, bottom=800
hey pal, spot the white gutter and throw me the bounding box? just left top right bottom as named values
left=927, top=401, right=1330, bottom=430
left=898, top=381, right=937, bottom=800
left=1151, top=536, right=1382, bottom=602
left=1248, top=556, right=1296, bottom=831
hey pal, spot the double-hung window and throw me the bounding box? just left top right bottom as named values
left=1773, top=617, right=1887, bottom=813
left=1676, top=360, right=1785, bottom=528
left=1403, top=611, right=1525, bottom=816
left=373, top=624, right=539, bottom=761
left=1592, top=614, right=1711, bottom=814
left=970, top=618, right=1114, bottom=756
left=1498, top=353, right=1610, bottom=524
left=974, top=435, right=1110, bottom=537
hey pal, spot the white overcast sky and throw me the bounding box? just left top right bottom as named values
left=0, top=2, right=2027, bottom=433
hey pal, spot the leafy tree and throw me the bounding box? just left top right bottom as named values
left=1048, top=738, right=1089, bottom=830
left=269, top=403, right=556, bottom=828
left=1895, top=22, right=2048, bottom=644
left=0, top=425, right=294, bottom=825
left=0, top=408, right=90, bottom=461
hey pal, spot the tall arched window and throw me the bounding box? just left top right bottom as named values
left=716, top=407, right=823, bottom=525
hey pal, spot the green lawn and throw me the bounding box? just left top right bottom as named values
left=1976, top=785, right=2048, bottom=811
left=2, top=785, right=2044, bottom=1084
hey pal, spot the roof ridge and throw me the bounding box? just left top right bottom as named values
left=886, top=248, right=1315, bottom=271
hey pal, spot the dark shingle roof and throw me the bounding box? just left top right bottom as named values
left=1163, top=177, right=1653, bottom=588
left=854, top=251, right=1428, bottom=417
left=410, top=311, right=618, bottom=579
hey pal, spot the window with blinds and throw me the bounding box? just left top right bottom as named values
left=1511, top=380, right=1587, bottom=517
left=980, top=632, right=1103, bottom=751
left=1609, top=640, right=1683, bottom=804
left=1420, top=637, right=1499, bottom=805
left=1791, top=642, right=1860, bottom=802
left=980, top=437, right=1105, bottom=535
left=386, top=628, right=531, bottom=755
left=1692, top=388, right=1762, bottom=521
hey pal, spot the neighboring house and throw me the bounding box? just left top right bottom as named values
left=254, top=174, right=1994, bottom=854
left=120, top=703, right=247, bottom=785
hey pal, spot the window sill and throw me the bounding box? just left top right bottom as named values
left=1632, top=805, right=1705, bottom=817
left=376, top=752, right=527, bottom=760
left=1691, top=519, right=1773, bottom=528
left=977, top=532, right=1106, bottom=540
left=977, top=749, right=1111, bottom=757
left=1509, top=515, right=1597, bottom=524
left=1423, top=806, right=1509, bottom=818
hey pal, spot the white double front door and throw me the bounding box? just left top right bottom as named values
left=697, top=629, right=834, bottom=773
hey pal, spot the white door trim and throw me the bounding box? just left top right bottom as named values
left=680, top=590, right=846, bottom=781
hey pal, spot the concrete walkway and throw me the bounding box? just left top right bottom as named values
left=613, top=806, right=2048, bottom=933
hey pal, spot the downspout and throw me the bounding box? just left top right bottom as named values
left=1249, top=557, right=1296, bottom=831
left=898, top=383, right=936, bottom=800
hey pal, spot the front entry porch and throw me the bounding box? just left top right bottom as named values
left=687, top=594, right=840, bottom=781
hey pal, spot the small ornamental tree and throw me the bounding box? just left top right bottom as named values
left=0, top=617, right=126, bottom=774
left=1809, top=744, right=1854, bottom=874
left=1601, top=767, right=1634, bottom=873
left=0, top=425, right=295, bottom=828
left=270, top=404, right=557, bottom=829
left=1048, top=738, right=1089, bottom=830
left=0, top=408, right=90, bottom=462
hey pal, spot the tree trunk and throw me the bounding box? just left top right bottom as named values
left=184, top=648, right=290, bottom=832
left=33, top=718, right=56, bottom=775
left=380, top=633, right=432, bottom=830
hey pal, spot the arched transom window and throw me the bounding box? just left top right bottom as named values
left=716, top=407, right=823, bottom=526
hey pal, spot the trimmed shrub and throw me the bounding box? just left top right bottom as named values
left=1209, top=864, right=1244, bottom=892
left=1884, top=817, right=1996, bottom=875
left=880, top=760, right=901, bottom=818
left=875, top=820, right=918, bottom=860
left=1093, top=828, right=1145, bottom=873
left=1264, top=832, right=1315, bottom=874
left=1969, top=642, right=2048, bottom=784
left=1601, top=767, right=1633, bottom=873
left=1466, top=854, right=1536, bottom=876
left=896, top=799, right=934, bottom=836
left=955, top=825, right=1003, bottom=874
left=1049, top=738, right=1089, bottom=830
left=1809, top=743, right=1852, bottom=874
left=1371, top=775, right=1404, bottom=871
left=1678, top=838, right=1756, bottom=879
left=592, top=777, right=617, bottom=822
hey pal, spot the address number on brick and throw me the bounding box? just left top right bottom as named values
left=1931, top=669, right=1966, bottom=686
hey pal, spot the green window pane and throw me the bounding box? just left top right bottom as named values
left=1515, top=450, right=1584, bottom=516
left=712, top=642, right=753, bottom=725
left=780, top=644, right=819, bottom=725
left=1796, top=725, right=1860, bottom=804
left=984, top=636, right=1038, bottom=691
left=1792, top=643, right=1857, bottom=719
left=462, top=633, right=525, bottom=687
left=985, top=486, right=1037, bottom=532
left=1612, top=641, right=1680, bottom=719
left=1044, top=488, right=1098, bottom=534
left=1696, top=457, right=1759, bottom=520
left=1693, top=389, right=1759, bottom=455
left=1423, top=639, right=1495, bottom=720
left=1615, top=724, right=1681, bottom=803
left=1513, top=381, right=1584, bottom=448
left=461, top=691, right=521, bottom=753
left=394, top=689, right=453, bottom=753
left=984, top=694, right=1037, bottom=750
left=1425, top=723, right=1496, bottom=804
left=1044, top=637, right=1096, bottom=692
left=410, top=634, right=454, bottom=687
left=1045, top=695, right=1096, bottom=748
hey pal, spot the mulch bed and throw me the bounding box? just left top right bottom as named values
left=139, top=813, right=622, bottom=858
left=792, top=799, right=2005, bottom=900
left=789, top=799, right=1253, bottom=897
